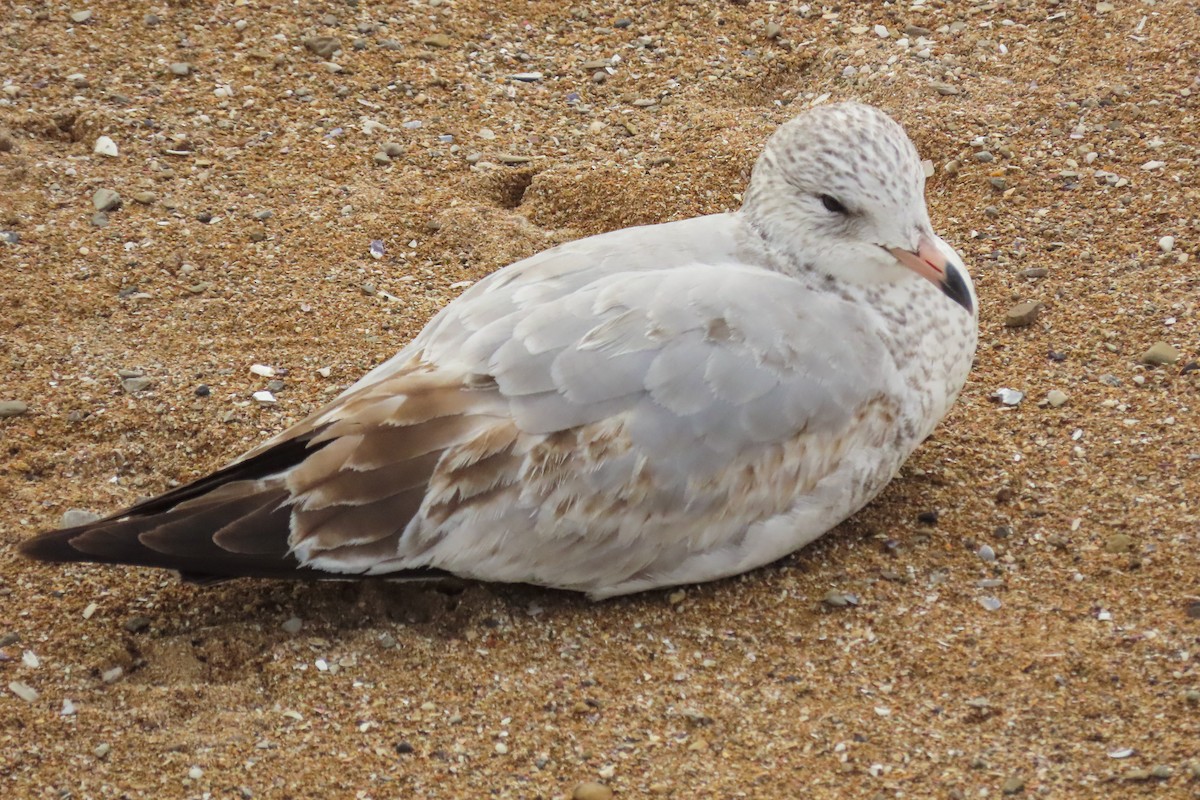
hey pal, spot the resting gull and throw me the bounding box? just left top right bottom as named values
left=21, top=102, right=978, bottom=598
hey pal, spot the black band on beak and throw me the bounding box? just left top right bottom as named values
left=940, top=263, right=973, bottom=314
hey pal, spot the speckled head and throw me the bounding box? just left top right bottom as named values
left=743, top=102, right=974, bottom=315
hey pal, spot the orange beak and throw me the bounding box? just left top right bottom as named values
left=887, top=235, right=973, bottom=313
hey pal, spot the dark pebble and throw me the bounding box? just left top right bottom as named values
left=1181, top=362, right=1200, bottom=375
left=395, top=741, right=415, bottom=754
left=123, top=616, right=151, bottom=634
left=195, top=384, right=211, bottom=397
left=614, top=18, right=632, bottom=28
left=1186, top=601, right=1200, bottom=620
left=197, top=212, right=213, bottom=223
left=917, top=510, right=939, bottom=525
left=993, top=525, right=1013, bottom=539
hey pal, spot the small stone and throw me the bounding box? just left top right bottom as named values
left=1005, top=301, right=1042, bottom=327
left=905, top=25, right=933, bottom=37
left=252, top=390, right=276, bottom=404
left=8, top=681, right=38, bottom=703
left=1001, top=775, right=1025, bottom=795
left=497, top=154, right=532, bottom=164
left=975, top=151, right=994, bottom=163
left=1140, top=342, right=1179, bottom=365
left=61, top=509, right=100, bottom=528
left=93, top=135, right=118, bottom=157
left=977, top=544, right=996, bottom=562
left=91, top=212, right=109, bottom=228
left=994, top=388, right=1023, bottom=406
left=132, top=191, right=156, bottom=205
left=989, top=177, right=1008, bottom=191
left=0, top=400, right=28, bottom=418
left=281, top=617, right=303, bottom=634
left=1149, top=765, right=1172, bottom=780
left=196, top=211, right=213, bottom=224
left=932, top=81, right=959, bottom=95
left=169, top=62, right=193, bottom=77
left=188, top=766, right=203, bottom=780
left=92, top=188, right=122, bottom=212
left=303, top=37, right=341, bottom=58
left=122, top=616, right=151, bottom=634
left=395, top=741, right=415, bottom=754
left=122, top=376, right=152, bottom=394
left=249, top=229, right=267, bottom=242
left=1104, top=534, right=1135, bottom=554
left=765, top=22, right=782, bottom=39
left=93, top=743, right=111, bottom=759
left=510, top=72, right=543, bottom=82
left=572, top=782, right=613, bottom=800
left=422, top=33, right=452, bottom=48
left=822, top=590, right=858, bottom=607
left=1124, top=768, right=1152, bottom=782
left=1020, top=267, right=1048, bottom=278
left=1158, top=235, right=1175, bottom=253
left=979, top=596, right=1002, bottom=611
left=70, top=10, right=93, bottom=24
left=61, top=699, right=77, bottom=716
left=383, top=142, right=404, bottom=157
left=194, top=384, right=211, bottom=397
left=1044, top=390, right=1068, bottom=408
left=253, top=209, right=273, bottom=221
left=373, top=151, right=392, bottom=165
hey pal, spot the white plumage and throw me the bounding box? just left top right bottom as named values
left=23, top=102, right=978, bottom=598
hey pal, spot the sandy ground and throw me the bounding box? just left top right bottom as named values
left=2, top=1, right=1199, bottom=797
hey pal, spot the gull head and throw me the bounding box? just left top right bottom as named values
left=743, top=102, right=974, bottom=315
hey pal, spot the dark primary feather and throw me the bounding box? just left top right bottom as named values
left=17, top=430, right=446, bottom=583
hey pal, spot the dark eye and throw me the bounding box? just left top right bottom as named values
left=819, top=194, right=849, bottom=214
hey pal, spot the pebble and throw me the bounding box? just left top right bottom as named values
left=93, top=136, right=118, bottom=157
left=1004, top=301, right=1042, bottom=327
left=169, top=62, right=192, bottom=77
left=1140, top=342, right=1179, bottom=365
left=92, top=188, right=122, bottom=212
left=9, top=681, right=38, bottom=702
left=1044, top=390, right=1068, bottom=408
left=101, top=666, right=123, bottom=683
left=91, top=212, right=109, bottom=228
left=132, top=191, right=156, bottom=204
left=994, top=388, right=1024, bottom=406
left=303, top=37, right=341, bottom=58
left=1104, top=534, right=1134, bottom=554
left=252, top=390, right=277, bottom=404
left=0, top=400, right=28, bottom=418
left=975, top=151, right=994, bottom=163
left=422, top=33, right=452, bottom=48
left=979, top=596, right=1002, bottom=611
left=195, top=384, right=211, bottom=397
left=766, top=22, right=782, bottom=39
left=61, top=699, right=77, bottom=716
left=122, top=376, right=153, bottom=394
left=249, top=364, right=275, bottom=378
left=281, top=617, right=303, bottom=634
left=188, top=766, right=203, bottom=780
left=1001, top=775, right=1025, bottom=795
left=60, top=508, right=100, bottom=528
left=383, top=142, right=404, bottom=157
left=253, top=209, right=273, bottom=221
left=1020, top=267, right=1048, bottom=279
left=510, top=72, right=543, bottom=82
left=977, top=544, right=996, bottom=562
left=822, top=590, right=859, bottom=607
left=572, top=782, right=613, bottom=800
left=1157, top=235, right=1175, bottom=253
left=497, top=154, right=532, bottom=164
left=373, top=151, right=392, bottom=165
left=932, top=82, right=960, bottom=95
left=123, top=616, right=151, bottom=634
left=69, top=10, right=93, bottom=24
left=93, top=743, right=111, bottom=759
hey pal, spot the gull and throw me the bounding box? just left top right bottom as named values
left=21, top=102, right=977, bottom=599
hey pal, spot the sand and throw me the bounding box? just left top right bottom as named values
left=1, top=1, right=1198, bottom=797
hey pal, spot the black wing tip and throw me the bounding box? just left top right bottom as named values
left=18, top=527, right=87, bottom=563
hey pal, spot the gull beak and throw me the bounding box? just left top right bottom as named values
left=887, top=235, right=973, bottom=314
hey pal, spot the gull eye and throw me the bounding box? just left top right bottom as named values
left=819, top=194, right=849, bottom=214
